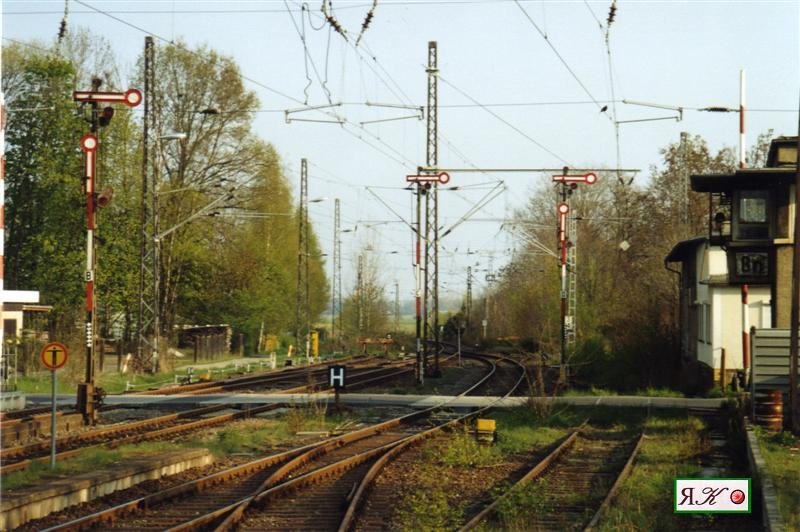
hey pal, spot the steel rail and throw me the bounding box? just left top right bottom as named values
left=31, top=348, right=496, bottom=531
left=0, top=405, right=226, bottom=462
left=338, top=351, right=526, bottom=532
left=457, top=422, right=644, bottom=532
left=584, top=432, right=646, bottom=531
left=2, top=359, right=418, bottom=473
left=133, top=354, right=368, bottom=396
left=457, top=421, right=587, bottom=531
left=209, top=348, right=496, bottom=531
left=39, top=436, right=335, bottom=532
left=0, top=404, right=281, bottom=475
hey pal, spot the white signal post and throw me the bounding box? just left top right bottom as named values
left=73, top=84, right=141, bottom=424
left=551, top=170, right=597, bottom=381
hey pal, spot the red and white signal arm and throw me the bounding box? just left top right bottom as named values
left=73, top=88, right=142, bottom=108
left=552, top=172, right=597, bottom=184
left=406, top=172, right=450, bottom=185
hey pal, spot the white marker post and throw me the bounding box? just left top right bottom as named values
left=40, top=342, right=68, bottom=468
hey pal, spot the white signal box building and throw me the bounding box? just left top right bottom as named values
left=666, top=136, right=796, bottom=389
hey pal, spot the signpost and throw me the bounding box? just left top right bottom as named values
left=73, top=81, right=142, bottom=424
left=41, top=342, right=68, bottom=468
left=328, top=365, right=346, bottom=410
left=551, top=170, right=597, bottom=380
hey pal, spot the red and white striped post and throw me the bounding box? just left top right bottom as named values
left=739, top=70, right=749, bottom=381
left=742, top=284, right=750, bottom=377
left=551, top=170, right=597, bottom=380
left=739, top=69, right=746, bottom=169
left=73, top=87, right=141, bottom=423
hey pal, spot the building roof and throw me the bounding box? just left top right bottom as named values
left=691, top=168, right=795, bottom=192
left=766, top=136, right=798, bottom=167
left=1, top=290, right=40, bottom=304
left=665, top=236, right=706, bottom=263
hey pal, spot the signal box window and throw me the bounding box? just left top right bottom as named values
left=734, top=190, right=771, bottom=241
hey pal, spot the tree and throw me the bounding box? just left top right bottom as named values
left=3, top=44, right=85, bottom=331
left=340, top=249, right=390, bottom=340
left=486, top=132, right=772, bottom=391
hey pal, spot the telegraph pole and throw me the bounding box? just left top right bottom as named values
left=295, top=159, right=310, bottom=357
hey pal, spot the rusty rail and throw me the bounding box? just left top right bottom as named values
left=0, top=404, right=281, bottom=475
left=457, top=422, right=643, bottom=532
left=584, top=431, right=646, bottom=531
left=338, top=352, right=527, bottom=532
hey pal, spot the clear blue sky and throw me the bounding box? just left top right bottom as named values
left=3, top=0, right=799, bottom=307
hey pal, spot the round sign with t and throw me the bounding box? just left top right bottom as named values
left=41, top=342, right=69, bottom=370
left=40, top=342, right=68, bottom=469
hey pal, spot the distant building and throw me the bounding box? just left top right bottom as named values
left=666, top=136, right=796, bottom=388
left=2, top=290, right=47, bottom=341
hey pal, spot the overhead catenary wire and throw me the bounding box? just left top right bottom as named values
left=437, top=73, right=571, bottom=166
left=72, top=0, right=416, bottom=170
left=513, top=0, right=610, bottom=116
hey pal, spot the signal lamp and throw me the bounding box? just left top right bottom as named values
left=98, top=106, right=115, bottom=128
left=95, top=187, right=114, bottom=208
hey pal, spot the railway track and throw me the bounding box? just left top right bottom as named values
left=34, top=349, right=518, bottom=531
left=458, top=422, right=644, bottom=531
left=0, top=358, right=418, bottom=473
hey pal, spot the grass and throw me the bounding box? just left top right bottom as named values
left=599, top=412, right=708, bottom=531
left=393, top=406, right=581, bottom=531
left=1, top=406, right=351, bottom=491
left=754, top=427, right=800, bottom=530
left=562, top=386, right=684, bottom=398
left=14, top=355, right=303, bottom=395
left=2, top=441, right=183, bottom=491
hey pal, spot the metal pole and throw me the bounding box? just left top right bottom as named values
left=426, top=41, right=442, bottom=378
left=739, top=70, right=746, bottom=169
left=357, top=254, right=364, bottom=339
left=457, top=323, right=462, bottom=367
left=415, top=184, right=424, bottom=384
left=137, top=36, right=154, bottom=370
left=394, top=281, right=400, bottom=333
left=789, top=97, right=800, bottom=433
left=50, top=368, right=56, bottom=468
left=332, top=198, right=340, bottom=340
left=295, top=159, right=308, bottom=356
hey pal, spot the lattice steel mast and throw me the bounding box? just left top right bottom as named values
left=332, top=198, right=342, bottom=342
left=295, top=159, right=310, bottom=357
left=136, top=36, right=156, bottom=373
left=423, top=41, right=441, bottom=377
left=466, top=265, right=472, bottom=325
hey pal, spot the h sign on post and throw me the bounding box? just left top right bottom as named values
left=329, top=365, right=346, bottom=389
